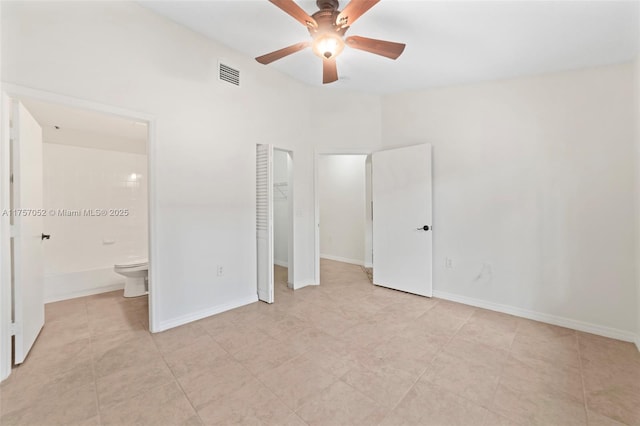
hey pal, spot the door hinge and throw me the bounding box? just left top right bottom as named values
left=9, top=322, right=17, bottom=336
left=9, top=174, right=13, bottom=184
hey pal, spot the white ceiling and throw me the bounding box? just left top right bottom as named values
left=21, top=99, right=147, bottom=154
left=141, top=0, right=640, bottom=94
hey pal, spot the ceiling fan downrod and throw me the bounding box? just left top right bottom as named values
left=316, top=0, right=339, bottom=11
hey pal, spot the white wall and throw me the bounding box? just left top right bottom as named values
left=1, top=1, right=382, bottom=330
left=273, top=149, right=288, bottom=267
left=43, top=142, right=148, bottom=302
left=382, top=63, right=638, bottom=337
left=319, top=155, right=367, bottom=265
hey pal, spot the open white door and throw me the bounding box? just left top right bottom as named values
left=372, top=144, right=432, bottom=297
left=12, top=101, right=45, bottom=363
left=256, top=144, right=274, bottom=303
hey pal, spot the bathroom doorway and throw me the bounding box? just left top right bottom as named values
left=26, top=98, right=150, bottom=303
left=0, top=88, right=156, bottom=379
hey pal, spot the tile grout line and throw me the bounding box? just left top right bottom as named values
left=418, top=307, right=518, bottom=421
left=376, top=300, right=472, bottom=424
left=151, top=329, right=207, bottom=425
left=252, top=272, right=389, bottom=424
left=417, top=312, right=522, bottom=423
left=263, top=279, right=318, bottom=424
left=209, top=312, right=307, bottom=424
left=249, top=351, right=312, bottom=424
left=575, top=332, right=590, bottom=424
left=483, top=317, right=522, bottom=423
left=86, top=297, right=103, bottom=426
left=256, top=293, right=343, bottom=419
left=203, top=311, right=311, bottom=425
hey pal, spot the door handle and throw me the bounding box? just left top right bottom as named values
left=41, top=233, right=51, bottom=240
left=417, top=225, right=430, bottom=231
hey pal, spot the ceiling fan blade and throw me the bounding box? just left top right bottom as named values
left=345, top=35, right=406, bottom=60
left=256, top=42, right=310, bottom=65
left=269, top=0, right=318, bottom=29
left=323, top=58, right=338, bottom=84
left=336, top=0, right=380, bottom=28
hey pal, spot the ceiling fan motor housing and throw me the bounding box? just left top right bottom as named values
left=309, top=3, right=348, bottom=60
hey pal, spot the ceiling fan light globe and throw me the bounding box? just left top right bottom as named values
left=312, top=33, right=344, bottom=60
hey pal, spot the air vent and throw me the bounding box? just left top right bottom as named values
left=218, top=62, right=240, bottom=86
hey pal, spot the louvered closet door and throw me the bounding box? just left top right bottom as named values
left=256, top=144, right=274, bottom=303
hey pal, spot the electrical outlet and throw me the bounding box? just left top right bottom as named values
left=217, top=265, right=224, bottom=277
left=445, top=258, right=453, bottom=269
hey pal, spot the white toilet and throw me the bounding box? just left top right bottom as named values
left=114, top=258, right=149, bottom=298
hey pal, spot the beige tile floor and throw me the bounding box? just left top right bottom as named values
left=1, top=259, right=639, bottom=425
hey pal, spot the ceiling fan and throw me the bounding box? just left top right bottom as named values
left=256, top=0, right=406, bottom=84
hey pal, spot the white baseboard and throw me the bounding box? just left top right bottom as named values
left=44, top=268, right=124, bottom=303
left=274, top=259, right=288, bottom=268
left=432, top=290, right=638, bottom=344
left=635, top=335, right=640, bottom=352
left=320, top=254, right=364, bottom=266
left=156, top=294, right=258, bottom=332
left=293, top=279, right=317, bottom=290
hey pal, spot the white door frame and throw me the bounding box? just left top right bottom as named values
left=272, top=148, right=295, bottom=288
left=0, top=83, right=159, bottom=381
left=1, top=93, right=12, bottom=381
left=313, top=148, right=372, bottom=285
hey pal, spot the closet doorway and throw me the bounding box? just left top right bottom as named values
left=256, top=145, right=294, bottom=303
left=273, top=148, right=294, bottom=291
